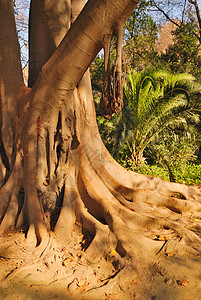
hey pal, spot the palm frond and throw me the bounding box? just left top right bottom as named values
left=120, top=70, right=201, bottom=163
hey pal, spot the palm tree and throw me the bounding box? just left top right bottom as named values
left=110, top=70, right=201, bottom=165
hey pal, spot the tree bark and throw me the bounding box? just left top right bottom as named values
left=0, top=0, right=201, bottom=277
left=0, top=0, right=25, bottom=182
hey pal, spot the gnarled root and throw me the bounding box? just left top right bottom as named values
left=48, top=137, right=201, bottom=274
left=0, top=81, right=200, bottom=278
left=0, top=153, right=24, bottom=235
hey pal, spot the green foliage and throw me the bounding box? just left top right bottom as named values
left=96, top=69, right=201, bottom=185
left=90, top=55, right=104, bottom=95
left=119, top=159, right=201, bottom=185
left=120, top=159, right=170, bottom=181
left=160, top=22, right=201, bottom=80
left=181, top=163, right=201, bottom=185
left=92, top=1, right=201, bottom=186
left=113, top=70, right=200, bottom=164
left=123, top=0, right=201, bottom=78
left=124, top=1, right=159, bottom=71
left=147, top=129, right=200, bottom=181
left=111, top=129, right=201, bottom=185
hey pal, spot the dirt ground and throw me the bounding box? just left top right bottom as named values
left=0, top=225, right=201, bottom=300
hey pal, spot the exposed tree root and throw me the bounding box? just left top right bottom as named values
left=0, top=77, right=200, bottom=293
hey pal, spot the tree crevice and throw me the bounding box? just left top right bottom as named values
left=50, top=184, right=65, bottom=231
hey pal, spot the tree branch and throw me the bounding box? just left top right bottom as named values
left=181, top=0, right=187, bottom=24
left=152, top=0, right=201, bottom=43
left=188, top=0, right=201, bottom=42
left=153, top=3, right=180, bottom=28
left=31, top=0, right=140, bottom=112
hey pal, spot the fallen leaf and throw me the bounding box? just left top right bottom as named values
left=155, top=235, right=169, bottom=241
left=155, top=235, right=163, bottom=241
left=110, top=250, right=117, bottom=255
left=177, top=279, right=189, bottom=287
left=62, top=257, right=74, bottom=266
left=193, top=219, right=200, bottom=222
left=78, top=281, right=90, bottom=293
left=165, top=252, right=174, bottom=257
left=131, top=278, right=137, bottom=285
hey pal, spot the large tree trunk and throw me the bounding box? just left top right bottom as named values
left=0, top=1, right=24, bottom=183
left=0, top=0, right=201, bottom=289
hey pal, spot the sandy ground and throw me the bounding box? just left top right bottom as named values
left=0, top=229, right=201, bottom=300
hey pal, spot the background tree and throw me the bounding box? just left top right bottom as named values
left=14, top=0, right=29, bottom=68
left=148, top=0, right=201, bottom=74
left=0, top=1, right=201, bottom=298
left=148, top=0, right=201, bottom=41
left=124, top=0, right=159, bottom=71
left=159, top=18, right=201, bottom=79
